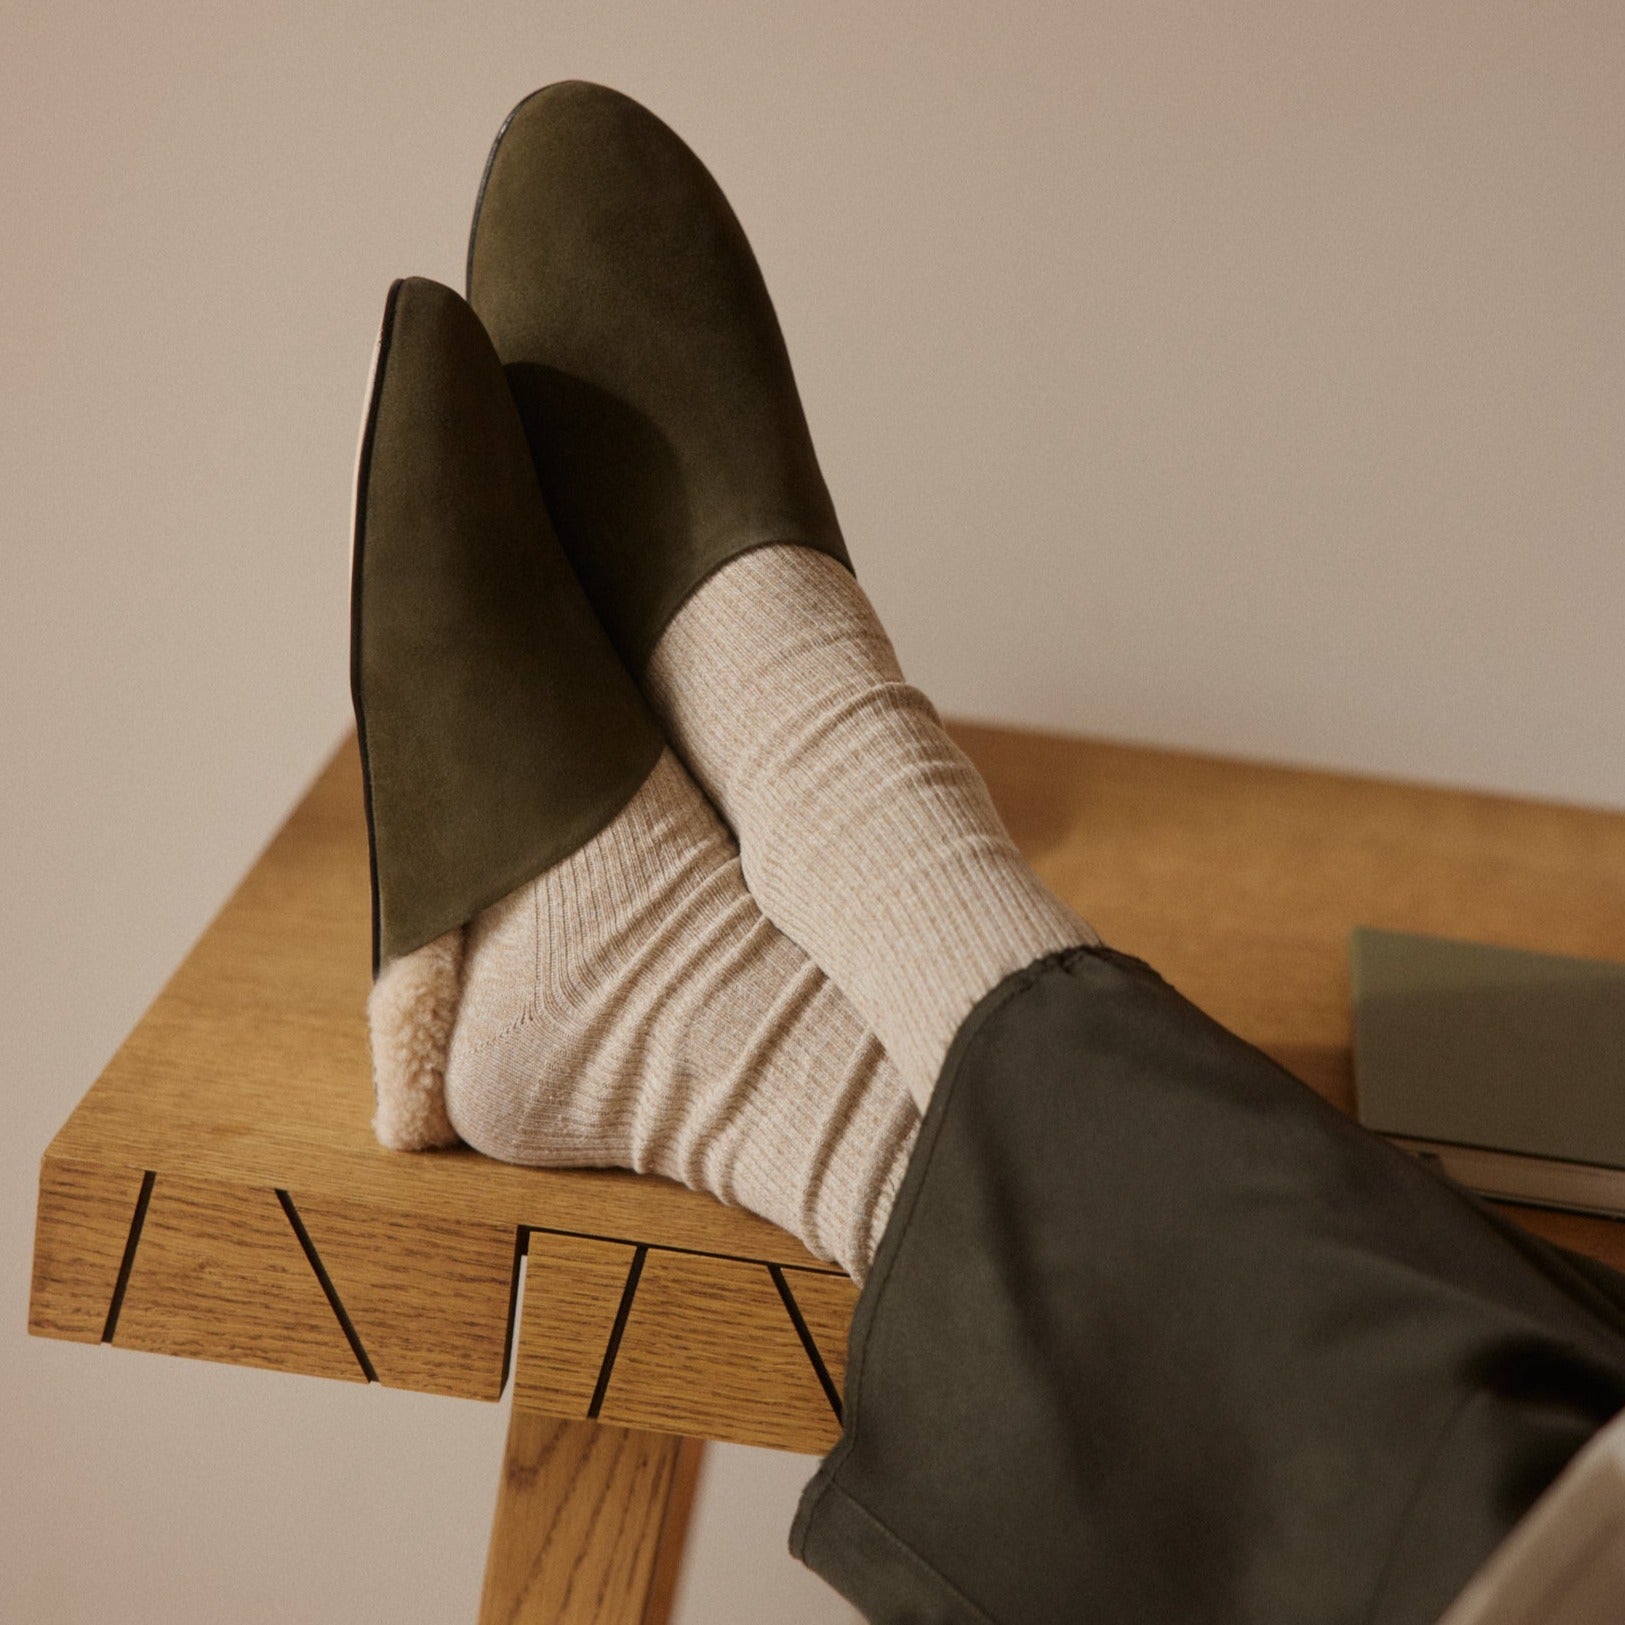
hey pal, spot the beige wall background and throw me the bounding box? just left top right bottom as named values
left=4, top=2, right=1622, bottom=1619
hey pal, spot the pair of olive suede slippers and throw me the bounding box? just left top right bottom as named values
left=351, top=82, right=853, bottom=1144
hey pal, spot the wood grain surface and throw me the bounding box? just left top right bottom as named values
left=779, top=1268, right=861, bottom=1401
left=598, top=1252, right=842, bottom=1454
left=290, top=1195, right=519, bottom=1398
left=641, top=1437, right=705, bottom=1625
left=28, top=1159, right=151, bottom=1344
left=513, top=1231, right=639, bottom=1420
left=110, top=1173, right=364, bottom=1381
left=477, top=1410, right=695, bottom=1625
left=29, top=725, right=1625, bottom=1432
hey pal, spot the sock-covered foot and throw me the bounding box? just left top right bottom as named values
left=645, top=545, right=1098, bottom=1109
left=434, top=747, right=918, bottom=1282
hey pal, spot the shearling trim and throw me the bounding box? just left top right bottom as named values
left=368, top=929, right=466, bottom=1151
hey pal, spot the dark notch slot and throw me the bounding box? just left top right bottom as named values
left=275, top=1189, right=378, bottom=1383
left=587, top=1244, right=648, bottom=1420
left=524, top=1218, right=849, bottom=1276
left=497, top=1225, right=529, bottom=1399
left=769, top=1263, right=844, bottom=1424
left=101, top=1169, right=157, bottom=1344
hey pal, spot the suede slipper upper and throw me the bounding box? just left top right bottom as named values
left=466, top=80, right=852, bottom=674
left=350, top=275, right=662, bottom=974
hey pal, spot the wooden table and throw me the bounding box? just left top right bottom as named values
left=29, top=723, right=1625, bottom=1621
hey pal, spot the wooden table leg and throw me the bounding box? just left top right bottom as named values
left=479, top=1407, right=705, bottom=1625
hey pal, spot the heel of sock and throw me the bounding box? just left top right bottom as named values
left=368, top=928, right=466, bottom=1150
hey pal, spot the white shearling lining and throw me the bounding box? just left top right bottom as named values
left=368, top=928, right=466, bottom=1151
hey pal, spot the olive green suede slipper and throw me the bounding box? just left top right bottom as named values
left=350, top=275, right=661, bottom=1147
left=465, top=80, right=853, bottom=675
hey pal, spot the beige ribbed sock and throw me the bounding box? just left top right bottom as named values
left=439, top=748, right=919, bottom=1282
left=645, top=545, right=1098, bottom=1110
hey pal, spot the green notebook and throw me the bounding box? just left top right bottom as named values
left=1350, top=926, right=1625, bottom=1219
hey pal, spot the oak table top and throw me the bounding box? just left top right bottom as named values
left=31, top=722, right=1625, bottom=1456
